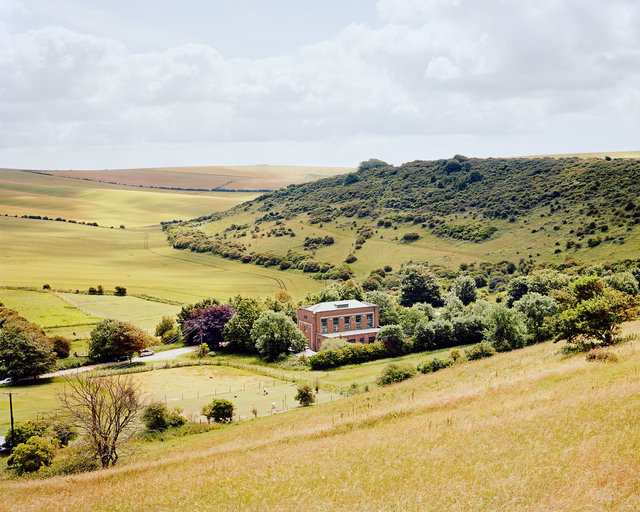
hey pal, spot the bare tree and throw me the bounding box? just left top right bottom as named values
left=58, top=374, right=143, bottom=468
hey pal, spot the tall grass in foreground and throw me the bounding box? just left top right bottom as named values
left=2, top=333, right=640, bottom=511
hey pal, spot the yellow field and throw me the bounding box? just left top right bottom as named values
left=13, top=164, right=352, bottom=191
left=3, top=322, right=640, bottom=511
left=0, top=216, right=321, bottom=302
left=0, top=169, right=257, bottom=227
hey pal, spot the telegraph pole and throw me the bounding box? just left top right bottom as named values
left=2, top=391, right=17, bottom=452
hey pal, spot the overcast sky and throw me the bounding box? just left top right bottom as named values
left=1, top=0, right=639, bottom=169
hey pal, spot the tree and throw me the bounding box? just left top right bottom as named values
left=398, top=265, right=443, bottom=307
left=7, top=436, right=58, bottom=475
left=604, top=272, right=640, bottom=296
left=183, top=305, right=235, bottom=349
left=223, top=298, right=264, bottom=353
left=0, top=320, right=55, bottom=379
left=553, top=276, right=639, bottom=346
left=399, top=307, right=427, bottom=336
left=88, top=319, right=153, bottom=362
left=513, top=292, right=558, bottom=343
left=176, top=298, right=220, bottom=330
left=505, top=276, right=529, bottom=307
left=250, top=311, right=307, bottom=362
left=58, top=374, right=143, bottom=468
left=483, top=305, right=527, bottom=352
left=201, top=399, right=234, bottom=424
left=114, top=286, right=127, bottom=296
left=414, top=320, right=436, bottom=351
left=142, top=403, right=186, bottom=431
left=295, top=385, right=315, bottom=407
left=364, top=290, right=400, bottom=325
left=376, top=325, right=404, bottom=356
left=453, top=275, right=477, bottom=305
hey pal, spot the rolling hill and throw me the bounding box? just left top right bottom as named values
left=164, top=154, right=640, bottom=283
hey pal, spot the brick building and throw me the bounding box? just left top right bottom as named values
left=297, top=299, right=380, bottom=351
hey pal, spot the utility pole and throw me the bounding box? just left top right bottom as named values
left=2, top=391, right=17, bottom=452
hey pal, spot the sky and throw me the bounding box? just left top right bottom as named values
left=1, top=0, right=639, bottom=169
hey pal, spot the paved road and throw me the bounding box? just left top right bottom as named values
left=40, top=346, right=199, bottom=378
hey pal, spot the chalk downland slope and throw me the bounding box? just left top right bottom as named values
left=2, top=323, right=640, bottom=511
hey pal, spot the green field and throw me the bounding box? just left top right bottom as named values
left=0, top=169, right=257, bottom=228
left=0, top=216, right=321, bottom=302
left=0, top=363, right=338, bottom=429
left=3, top=322, right=640, bottom=511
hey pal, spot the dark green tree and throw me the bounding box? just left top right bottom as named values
left=88, top=319, right=153, bottom=362
left=223, top=297, right=264, bottom=353
left=0, top=321, right=55, bottom=379
left=295, top=385, right=315, bottom=407
left=250, top=311, right=307, bottom=362
left=453, top=275, right=477, bottom=305
left=399, top=265, right=443, bottom=307
left=201, top=399, right=234, bottom=424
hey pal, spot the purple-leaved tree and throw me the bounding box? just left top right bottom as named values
left=183, top=305, right=235, bottom=349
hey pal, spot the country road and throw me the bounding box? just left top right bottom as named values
left=40, top=346, right=199, bottom=378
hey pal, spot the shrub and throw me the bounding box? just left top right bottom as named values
left=464, top=342, right=496, bottom=360
left=42, top=284, right=51, bottom=290
left=345, top=254, right=357, bottom=263
left=483, top=305, right=527, bottom=352
left=50, top=335, right=72, bottom=358
left=155, top=316, right=176, bottom=337
left=377, top=363, right=416, bottom=386
left=295, top=385, right=315, bottom=407
left=142, top=403, right=171, bottom=431
left=7, top=436, right=58, bottom=475
left=585, top=348, right=618, bottom=362
left=4, top=419, right=50, bottom=447
left=37, top=444, right=98, bottom=476
left=202, top=399, right=235, bottom=423
left=402, top=232, right=420, bottom=242
left=418, top=357, right=449, bottom=374
left=114, top=286, right=127, bottom=296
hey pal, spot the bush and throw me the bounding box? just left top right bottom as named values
left=50, top=335, right=72, bottom=359
left=295, top=385, right=315, bottom=406
left=464, top=342, right=496, bottom=360
left=7, top=436, right=58, bottom=475
left=418, top=357, right=449, bottom=374
left=142, top=403, right=171, bottom=431
left=114, top=286, right=127, bottom=296
left=308, top=342, right=388, bottom=370
left=202, top=399, right=235, bottom=423
left=155, top=316, right=176, bottom=337
left=4, top=419, right=50, bottom=447
left=585, top=348, right=618, bottom=362
left=377, top=363, right=416, bottom=386
left=37, top=444, right=98, bottom=476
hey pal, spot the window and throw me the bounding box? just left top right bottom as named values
left=303, top=314, right=307, bottom=320
left=344, top=316, right=351, bottom=330
left=359, top=337, right=365, bottom=343
left=304, top=326, right=308, bottom=333
left=321, top=318, right=328, bottom=333
left=355, top=315, right=362, bottom=329
left=366, top=313, right=373, bottom=328
left=348, top=338, right=356, bottom=343
left=368, top=336, right=376, bottom=343
left=333, top=317, right=339, bottom=332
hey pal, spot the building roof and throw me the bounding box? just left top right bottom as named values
left=321, top=327, right=380, bottom=339
left=299, top=299, right=377, bottom=313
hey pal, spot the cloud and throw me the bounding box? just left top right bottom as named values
left=1, top=0, right=640, bottom=168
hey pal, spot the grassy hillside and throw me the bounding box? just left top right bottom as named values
left=3, top=322, right=640, bottom=511
left=0, top=216, right=320, bottom=302
left=14, top=164, right=352, bottom=192
left=166, top=155, right=640, bottom=281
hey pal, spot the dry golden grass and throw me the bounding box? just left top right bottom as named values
left=26, top=164, right=353, bottom=191
left=4, top=323, right=640, bottom=511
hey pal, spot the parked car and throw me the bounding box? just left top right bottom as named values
left=113, top=355, right=129, bottom=362
left=139, top=349, right=155, bottom=357
left=0, top=377, right=14, bottom=386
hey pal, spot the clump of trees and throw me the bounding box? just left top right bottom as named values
left=88, top=319, right=154, bottom=362
left=142, top=403, right=186, bottom=432
left=202, top=399, right=234, bottom=424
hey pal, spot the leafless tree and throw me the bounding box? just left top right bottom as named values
left=58, top=374, right=143, bottom=468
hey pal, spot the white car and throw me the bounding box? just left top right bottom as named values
left=139, top=349, right=155, bottom=357
left=0, top=377, right=13, bottom=386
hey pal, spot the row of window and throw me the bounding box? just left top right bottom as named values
left=347, top=336, right=377, bottom=343
left=320, top=313, right=374, bottom=333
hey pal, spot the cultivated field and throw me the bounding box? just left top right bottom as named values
left=15, top=164, right=352, bottom=191
left=0, top=216, right=321, bottom=302
left=0, top=169, right=257, bottom=227
left=3, top=324, right=640, bottom=511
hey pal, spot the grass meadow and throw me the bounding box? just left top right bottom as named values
left=3, top=323, right=640, bottom=511
left=0, top=216, right=321, bottom=302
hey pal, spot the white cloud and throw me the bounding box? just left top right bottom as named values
left=1, top=0, right=639, bottom=168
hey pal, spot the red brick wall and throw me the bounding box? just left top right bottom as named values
left=297, top=305, right=379, bottom=351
